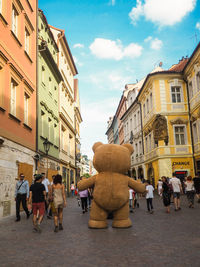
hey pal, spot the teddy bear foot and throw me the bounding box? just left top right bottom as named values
left=112, top=218, right=132, bottom=228
left=88, top=219, right=108, bottom=229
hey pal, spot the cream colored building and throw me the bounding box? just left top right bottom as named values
left=50, top=26, right=78, bottom=194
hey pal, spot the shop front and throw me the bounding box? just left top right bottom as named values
left=171, top=158, right=194, bottom=182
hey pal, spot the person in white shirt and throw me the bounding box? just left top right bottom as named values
left=41, top=173, right=50, bottom=214
left=184, top=176, right=195, bottom=208
left=157, top=179, right=163, bottom=197
left=169, top=172, right=183, bottom=211
left=129, top=188, right=134, bottom=213
left=146, top=180, right=154, bottom=214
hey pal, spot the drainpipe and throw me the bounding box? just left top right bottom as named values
left=184, top=78, right=196, bottom=176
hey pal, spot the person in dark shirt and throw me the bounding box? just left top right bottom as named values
left=193, top=176, right=200, bottom=203
left=29, top=174, right=46, bottom=233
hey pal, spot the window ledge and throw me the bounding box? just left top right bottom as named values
left=24, top=51, right=33, bottom=63
left=0, top=106, right=6, bottom=112
left=23, top=123, right=32, bottom=131
left=11, top=31, right=22, bottom=47
left=26, top=0, right=34, bottom=12
left=0, top=13, right=8, bottom=25
left=9, top=113, right=21, bottom=123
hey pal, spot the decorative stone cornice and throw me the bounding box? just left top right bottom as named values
left=40, top=101, right=59, bottom=122
left=170, top=117, right=188, bottom=125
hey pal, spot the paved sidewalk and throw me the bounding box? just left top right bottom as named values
left=0, top=195, right=200, bottom=267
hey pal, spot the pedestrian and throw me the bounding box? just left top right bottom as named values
left=70, top=181, right=75, bottom=197
left=157, top=179, right=163, bottom=197
left=51, top=174, right=66, bottom=232
left=169, top=172, right=183, bottom=211
left=29, top=174, right=46, bottom=233
left=129, top=188, right=134, bottom=212
left=145, top=180, right=154, bottom=214
left=41, top=173, right=50, bottom=215
left=161, top=176, right=171, bottom=213
left=88, top=187, right=93, bottom=209
left=185, top=176, right=195, bottom=208
left=79, top=178, right=88, bottom=213
left=193, top=176, right=200, bottom=203
left=15, top=173, right=30, bottom=222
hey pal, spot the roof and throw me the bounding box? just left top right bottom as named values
left=169, top=57, right=189, bottom=72
left=49, top=25, right=78, bottom=75
left=38, top=9, right=59, bottom=52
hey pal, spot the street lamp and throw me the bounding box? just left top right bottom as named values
left=43, top=138, right=51, bottom=155
left=43, top=138, right=51, bottom=177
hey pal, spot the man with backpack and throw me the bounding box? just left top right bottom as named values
left=15, top=173, right=30, bottom=222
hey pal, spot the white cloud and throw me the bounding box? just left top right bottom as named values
left=73, top=43, right=84, bottom=48
left=129, top=0, right=197, bottom=27
left=111, top=0, right=115, bottom=6
left=196, top=22, right=200, bottom=30
left=89, top=38, right=142, bottom=60
left=144, top=36, right=163, bottom=50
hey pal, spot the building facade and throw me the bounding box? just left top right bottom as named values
left=37, top=10, right=63, bottom=181
left=0, top=0, right=37, bottom=219
left=49, top=25, right=79, bottom=194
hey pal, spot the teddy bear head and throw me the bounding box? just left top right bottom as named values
left=92, top=142, right=134, bottom=174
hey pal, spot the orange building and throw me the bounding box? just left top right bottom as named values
left=0, top=0, right=37, bottom=219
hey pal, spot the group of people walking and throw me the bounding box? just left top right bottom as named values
left=15, top=173, right=66, bottom=233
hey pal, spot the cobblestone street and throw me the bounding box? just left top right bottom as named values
left=0, top=195, right=200, bottom=267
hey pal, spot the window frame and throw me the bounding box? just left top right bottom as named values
left=10, top=79, right=17, bottom=116
left=12, top=5, right=18, bottom=36
left=173, top=125, right=187, bottom=146
left=171, top=85, right=183, bottom=103
left=24, top=92, right=29, bottom=125
left=25, top=27, right=30, bottom=54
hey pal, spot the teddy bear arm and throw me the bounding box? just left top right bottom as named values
left=128, top=178, right=146, bottom=193
left=78, top=176, right=96, bottom=191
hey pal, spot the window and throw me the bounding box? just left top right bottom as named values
left=41, top=111, right=45, bottom=136
left=24, top=93, right=29, bottom=124
left=12, top=6, right=18, bottom=36
left=134, top=114, right=136, bottom=128
left=188, top=82, right=193, bottom=99
left=196, top=72, right=200, bottom=92
left=135, top=143, right=138, bottom=156
left=10, top=79, right=17, bottom=116
left=25, top=28, right=30, bottom=54
left=193, top=123, right=198, bottom=144
left=48, top=118, right=51, bottom=140
left=149, top=134, right=151, bottom=151
left=143, top=104, right=146, bottom=117
left=171, top=86, right=181, bottom=103
left=139, top=141, right=142, bottom=155
left=0, top=0, right=2, bottom=13
left=42, top=66, right=45, bottom=85
left=174, top=126, right=186, bottom=145
left=145, top=136, right=148, bottom=153
left=150, top=93, right=153, bottom=109
left=146, top=99, right=149, bottom=113
left=130, top=118, right=132, bottom=130
left=49, top=77, right=51, bottom=91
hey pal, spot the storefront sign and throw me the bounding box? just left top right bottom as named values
left=172, top=161, right=190, bottom=166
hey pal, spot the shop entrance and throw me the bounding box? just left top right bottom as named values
left=174, top=170, right=188, bottom=191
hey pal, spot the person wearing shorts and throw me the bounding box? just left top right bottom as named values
left=29, top=174, right=46, bottom=233
left=169, top=173, right=183, bottom=211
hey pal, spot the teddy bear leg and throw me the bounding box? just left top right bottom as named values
left=88, top=201, right=108, bottom=229
left=112, top=202, right=132, bottom=228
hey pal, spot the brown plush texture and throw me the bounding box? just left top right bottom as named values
left=78, top=142, right=146, bottom=229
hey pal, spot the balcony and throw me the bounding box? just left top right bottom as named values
left=190, top=91, right=200, bottom=111
left=194, top=142, right=200, bottom=154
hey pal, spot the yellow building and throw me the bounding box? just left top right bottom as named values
left=183, top=42, right=200, bottom=176
left=138, top=62, right=195, bottom=186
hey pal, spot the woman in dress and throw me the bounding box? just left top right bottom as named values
left=51, top=174, right=66, bottom=232
left=185, top=176, right=195, bottom=208
left=161, top=176, right=171, bottom=213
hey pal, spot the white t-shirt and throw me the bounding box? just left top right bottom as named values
left=185, top=181, right=194, bottom=191
left=146, top=185, right=154, bottom=199
left=170, top=177, right=181, bottom=192
left=157, top=181, right=163, bottom=188
left=42, top=178, right=50, bottom=193
left=129, top=189, right=134, bottom=200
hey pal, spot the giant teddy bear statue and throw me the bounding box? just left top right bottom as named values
left=78, top=142, right=146, bottom=228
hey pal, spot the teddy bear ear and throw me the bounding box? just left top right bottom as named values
left=122, top=144, right=134, bottom=154
left=92, top=142, right=103, bottom=153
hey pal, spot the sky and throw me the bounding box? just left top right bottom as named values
left=39, top=0, right=200, bottom=159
